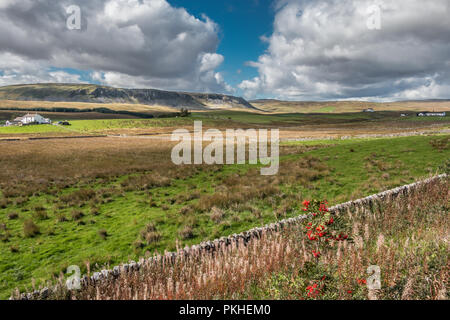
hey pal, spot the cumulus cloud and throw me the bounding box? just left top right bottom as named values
left=239, top=0, right=450, bottom=100
left=0, top=52, right=83, bottom=86
left=0, top=0, right=232, bottom=93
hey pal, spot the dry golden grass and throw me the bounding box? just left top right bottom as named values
left=252, top=99, right=450, bottom=113
left=0, top=137, right=182, bottom=198
left=277, top=125, right=449, bottom=140
left=0, top=137, right=306, bottom=199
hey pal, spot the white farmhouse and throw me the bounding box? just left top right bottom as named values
left=13, top=113, right=51, bottom=125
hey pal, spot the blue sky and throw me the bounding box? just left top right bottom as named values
left=169, top=0, right=275, bottom=90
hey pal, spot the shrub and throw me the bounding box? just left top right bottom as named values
left=180, top=205, right=194, bottom=215
left=429, top=137, right=449, bottom=152
left=90, top=208, right=100, bottom=216
left=178, top=225, right=194, bottom=240
left=149, top=199, right=158, bottom=208
left=382, top=173, right=390, bottom=180
left=8, top=212, right=19, bottom=220
left=143, top=231, right=162, bottom=244
left=141, top=223, right=157, bottom=233
left=33, top=208, right=48, bottom=220
left=138, top=223, right=161, bottom=244
left=56, top=213, right=68, bottom=223
left=176, top=191, right=200, bottom=204
left=133, top=240, right=145, bottom=249
left=60, top=189, right=97, bottom=207
left=14, top=197, right=28, bottom=206
left=10, top=245, right=19, bottom=253
left=0, top=198, right=8, bottom=209
left=1, top=231, right=11, bottom=243
left=251, top=207, right=262, bottom=219
left=71, top=210, right=84, bottom=221
left=186, top=191, right=200, bottom=201
left=23, top=219, right=40, bottom=238
left=33, top=205, right=46, bottom=212
left=120, top=174, right=171, bottom=191
left=71, top=189, right=97, bottom=202
left=210, top=207, right=224, bottom=223
left=98, top=229, right=108, bottom=240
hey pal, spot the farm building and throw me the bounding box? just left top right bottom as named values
left=363, top=108, right=375, bottom=113
left=5, top=120, right=23, bottom=126
left=7, top=113, right=51, bottom=126
left=416, top=112, right=446, bottom=117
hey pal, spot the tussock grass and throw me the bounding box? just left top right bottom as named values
left=7, top=212, right=19, bottom=220
left=23, top=220, right=39, bottom=238
left=41, top=177, right=448, bottom=300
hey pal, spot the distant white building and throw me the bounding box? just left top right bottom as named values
left=417, top=112, right=446, bottom=117
left=363, top=108, right=375, bottom=113
left=12, top=113, right=51, bottom=125
left=5, top=120, right=22, bottom=126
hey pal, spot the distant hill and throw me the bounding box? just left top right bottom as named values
left=1, top=84, right=449, bottom=115
left=0, top=84, right=258, bottom=111
left=250, top=99, right=450, bottom=113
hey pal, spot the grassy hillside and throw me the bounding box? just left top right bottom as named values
left=0, top=134, right=448, bottom=298
left=0, top=99, right=178, bottom=114
left=52, top=177, right=448, bottom=300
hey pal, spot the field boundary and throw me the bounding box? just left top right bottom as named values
left=0, top=135, right=107, bottom=142
left=13, top=173, right=447, bottom=300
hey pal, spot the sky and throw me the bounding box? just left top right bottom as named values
left=170, top=0, right=275, bottom=90
left=0, top=0, right=450, bottom=101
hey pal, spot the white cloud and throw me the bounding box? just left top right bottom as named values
left=0, top=0, right=232, bottom=93
left=199, top=53, right=224, bottom=73
left=0, top=52, right=84, bottom=86
left=239, top=0, right=450, bottom=100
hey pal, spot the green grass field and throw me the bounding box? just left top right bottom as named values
left=0, top=134, right=448, bottom=299
left=0, top=111, right=448, bottom=136
left=0, top=119, right=195, bottom=135
left=67, top=118, right=194, bottom=132
left=0, top=124, right=69, bottom=135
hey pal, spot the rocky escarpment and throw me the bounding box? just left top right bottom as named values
left=0, top=84, right=259, bottom=110
left=191, top=93, right=256, bottom=110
